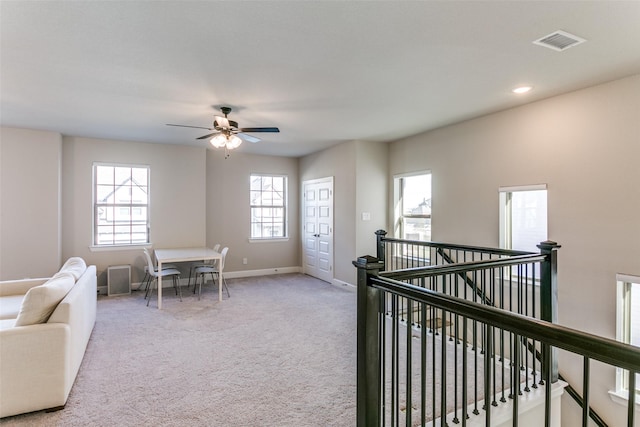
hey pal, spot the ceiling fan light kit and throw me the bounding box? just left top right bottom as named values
left=166, top=106, right=279, bottom=158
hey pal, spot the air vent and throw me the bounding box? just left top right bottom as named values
left=533, top=30, right=586, bottom=52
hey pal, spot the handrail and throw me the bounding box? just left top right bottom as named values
left=379, top=234, right=534, bottom=256
left=370, top=276, right=640, bottom=372
left=380, top=254, right=546, bottom=281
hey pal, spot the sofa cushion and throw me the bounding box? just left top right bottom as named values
left=0, top=294, right=26, bottom=320
left=14, top=272, right=76, bottom=326
left=59, top=257, right=87, bottom=281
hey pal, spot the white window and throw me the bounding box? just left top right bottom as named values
left=394, top=172, right=432, bottom=241
left=615, top=274, right=640, bottom=400
left=250, top=174, right=287, bottom=239
left=93, top=164, right=149, bottom=246
left=499, top=184, right=547, bottom=252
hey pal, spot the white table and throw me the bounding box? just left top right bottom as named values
left=154, top=247, right=223, bottom=309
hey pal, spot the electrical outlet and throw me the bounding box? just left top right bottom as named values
left=242, top=258, right=248, bottom=265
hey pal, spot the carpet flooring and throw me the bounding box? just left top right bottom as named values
left=1, top=274, right=357, bottom=427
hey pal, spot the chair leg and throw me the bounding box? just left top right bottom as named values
left=213, top=272, right=230, bottom=298
left=144, top=274, right=153, bottom=299
left=175, top=275, right=182, bottom=302
left=146, top=278, right=155, bottom=307
left=222, top=274, right=230, bottom=298
left=139, top=272, right=149, bottom=291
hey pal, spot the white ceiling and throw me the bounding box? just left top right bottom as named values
left=1, top=1, right=639, bottom=157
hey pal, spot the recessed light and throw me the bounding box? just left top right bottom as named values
left=512, top=86, right=533, bottom=94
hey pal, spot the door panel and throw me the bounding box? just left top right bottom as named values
left=302, top=178, right=333, bottom=283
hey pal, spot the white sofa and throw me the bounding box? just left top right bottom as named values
left=0, top=257, right=97, bottom=418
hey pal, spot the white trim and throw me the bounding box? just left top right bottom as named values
left=608, top=389, right=640, bottom=410
left=90, top=244, right=151, bottom=252
left=617, top=273, right=640, bottom=284
left=223, top=266, right=302, bottom=279
left=393, top=169, right=431, bottom=179
left=248, top=237, right=290, bottom=243
left=498, top=183, right=547, bottom=193
left=332, top=278, right=355, bottom=290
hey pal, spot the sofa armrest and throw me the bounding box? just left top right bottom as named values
left=0, top=323, right=71, bottom=418
left=0, top=278, right=49, bottom=297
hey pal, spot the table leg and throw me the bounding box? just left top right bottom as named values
left=218, top=261, right=223, bottom=302
left=157, top=261, right=163, bottom=309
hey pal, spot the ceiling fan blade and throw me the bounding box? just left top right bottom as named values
left=237, top=133, right=261, bottom=143
left=214, top=116, right=230, bottom=128
left=196, top=132, right=220, bottom=140
left=239, top=127, right=280, bottom=133
left=166, top=124, right=214, bottom=130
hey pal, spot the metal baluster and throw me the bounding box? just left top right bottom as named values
left=512, top=332, right=520, bottom=427
left=628, top=370, right=636, bottom=427
left=440, top=307, right=447, bottom=425
left=406, top=302, right=412, bottom=427
left=462, top=316, right=468, bottom=427
left=420, top=299, right=427, bottom=427
left=484, top=322, right=493, bottom=426
left=582, top=357, right=590, bottom=427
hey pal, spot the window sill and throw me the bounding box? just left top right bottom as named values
left=608, top=389, right=640, bottom=409
left=89, top=244, right=151, bottom=252
left=248, top=238, right=289, bottom=243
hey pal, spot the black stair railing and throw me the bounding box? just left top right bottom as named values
left=373, top=230, right=609, bottom=427
left=354, top=261, right=640, bottom=427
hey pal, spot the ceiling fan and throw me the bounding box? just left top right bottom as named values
left=166, top=107, right=279, bottom=155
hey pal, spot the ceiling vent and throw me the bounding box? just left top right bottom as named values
left=533, top=30, right=586, bottom=52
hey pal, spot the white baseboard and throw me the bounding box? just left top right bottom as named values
left=332, top=278, right=356, bottom=290
left=103, top=267, right=304, bottom=295
left=223, top=266, right=302, bottom=279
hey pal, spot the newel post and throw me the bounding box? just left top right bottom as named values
left=353, top=255, right=384, bottom=427
left=538, top=240, right=561, bottom=384
left=375, top=229, right=387, bottom=270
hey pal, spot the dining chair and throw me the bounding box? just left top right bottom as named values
left=141, top=248, right=177, bottom=292
left=142, top=249, right=182, bottom=306
left=187, top=243, right=221, bottom=288
left=193, top=247, right=229, bottom=300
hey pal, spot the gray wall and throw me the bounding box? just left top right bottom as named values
left=0, top=127, right=62, bottom=279
left=61, top=136, right=207, bottom=284
left=205, top=150, right=300, bottom=273
left=0, top=132, right=301, bottom=285
left=388, top=74, right=640, bottom=426
left=300, top=140, right=388, bottom=285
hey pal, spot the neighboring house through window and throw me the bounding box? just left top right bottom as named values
left=250, top=174, right=287, bottom=239
left=93, top=164, right=150, bottom=246
left=394, top=172, right=432, bottom=241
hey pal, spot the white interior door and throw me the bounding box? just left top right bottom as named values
left=303, top=177, right=333, bottom=283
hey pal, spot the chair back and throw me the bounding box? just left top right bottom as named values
left=142, top=249, right=156, bottom=276
left=219, top=247, right=229, bottom=271
left=213, top=243, right=221, bottom=252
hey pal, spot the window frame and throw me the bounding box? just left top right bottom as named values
left=249, top=173, right=288, bottom=241
left=92, top=163, right=150, bottom=248
left=499, top=184, right=548, bottom=252
left=393, top=171, right=432, bottom=242
left=613, top=273, right=640, bottom=404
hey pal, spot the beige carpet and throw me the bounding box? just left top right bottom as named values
left=2, top=274, right=357, bottom=427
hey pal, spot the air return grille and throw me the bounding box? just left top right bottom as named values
left=533, top=30, right=586, bottom=51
